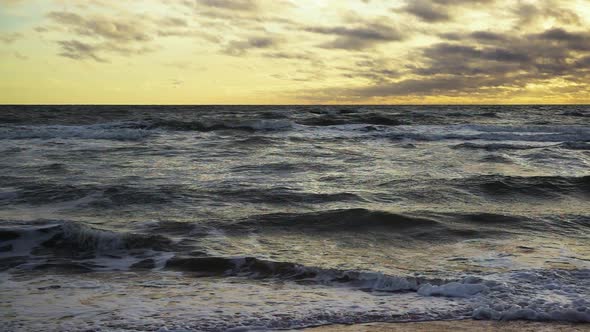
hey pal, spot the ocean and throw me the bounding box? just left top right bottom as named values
left=1, top=105, right=589, bottom=331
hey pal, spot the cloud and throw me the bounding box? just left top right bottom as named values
left=0, top=32, right=22, bottom=43
left=45, top=9, right=208, bottom=62
left=305, top=22, right=405, bottom=50
left=262, top=51, right=315, bottom=61
left=13, top=51, right=28, bottom=60
left=2, top=0, right=589, bottom=103
left=352, top=76, right=500, bottom=97
left=403, top=0, right=450, bottom=22
left=196, top=0, right=258, bottom=11
left=309, top=23, right=590, bottom=100
left=48, top=11, right=151, bottom=42
left=534, top=28, right=590, bottom=51
left=401, top=0, right=496, bottom=23
left=57, top=39, right=106, bottom=62
left=337, top=57, right=400, bottom=83
left=469, top=31, right=508, bottom=42
left=56, top=39, right=155, bottom=62
left=158, top=17, right=188, bottom=28
left=514, top=1, right=580, bottom=27
left=223, top=36, right=280, bottom=55
left=177, top=0, right=293, bottom=28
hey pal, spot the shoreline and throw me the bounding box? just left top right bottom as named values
left=302, top=320, right=590, bottom=331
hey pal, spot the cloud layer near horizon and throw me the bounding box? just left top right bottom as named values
left=1, top=0, right=589, bottom=104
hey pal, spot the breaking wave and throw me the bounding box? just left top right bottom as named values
left=0, top=220, right=173, bottom=259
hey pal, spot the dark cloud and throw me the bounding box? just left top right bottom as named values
left=223, top=36, right=280, bottom=56
left=401, top=0, right=495, bottom=23
left=56, top=39, right=155, bottom=63
left=159, top=17, right=189, bottom=28
left=534, top=28, right=590, bottom=51
left=316, top=25, right=590, bottom=99
left=262, top=51, right=315, bottom=61
left=469, top=31, right=507, bottom=42
left=305, top=23, right=404, bottom=50
left=575, top=56, right=590, bottom=69
left=515, top=1, right=580, bottom=27
left=424, top=43, right=530, bottom=64
left=57, top=40, right=106, bottom=62
left=431, top=0, right=494, bottom=4
left=404, top=0, right=450, bottom=22
left=336, top=57, right=400, bottom=83
left=196, top=0, right=257, bottom=11
left=351, top=76, right=501, bottom=96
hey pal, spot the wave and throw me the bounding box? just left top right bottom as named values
left=0, top=118, right=291, bottom=140
left=3, top=121, right=589, bottom=145
left=150, top=119, right=292, bottom=132
left=387, top=124, right=590, bottom=143
left=453, top=142, right=542, bottom=151
left=0, top=181, right=365, bottom=208
left=211, top=187, right=362, bottom=205
left=297, top=114, right=403, bottom=127
left=0, top=221, right=438, bottom=293
left=0, top=123, right=150, bottom=141
left=561, top=110, right=589, bottom=117
left=557, top=142, right=590, bottom=150
left=241, top=209, right=584, bottom=237
left=43, top=222, right=173, bottom=253
left=467, top=175, right=590, bottom=199
left=479, top=154, right=514, bottom=163
left=161, top=255, right=590, bottom=323
left=241, top=209, right=441, bottom=231
left=454, top=142, right=590, bottom=151
left=164, top=255, right=434, bottom=291
left=0, top=180, right=197, bottom=207
left=0, top=221, right=173, bottom=259
left=377, top=175, right=590, bottom=203
left=231, top=206, right=590, bottom=239
left=3, top=220, right=590, bottom=325
left=237, top=209, right=493, bottom=241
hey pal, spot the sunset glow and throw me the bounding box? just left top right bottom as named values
left=1, top=0, right=590, bottom=104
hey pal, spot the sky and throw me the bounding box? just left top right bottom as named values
left=1, top=0, right=589, bottom=104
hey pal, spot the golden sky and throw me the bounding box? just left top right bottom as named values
left=1, top=0, right=590, bottom=104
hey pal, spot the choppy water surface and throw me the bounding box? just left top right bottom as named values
left=1, top=105, right=590, bottom=331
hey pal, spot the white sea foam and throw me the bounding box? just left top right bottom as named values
left=343, top=271, right=419, bottom=292
left=424, top=270, right=590, bottom=323
left=3, top=267, right=589, bottom=331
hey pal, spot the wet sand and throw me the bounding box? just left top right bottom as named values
left=303, top=320, right=590, bottom=331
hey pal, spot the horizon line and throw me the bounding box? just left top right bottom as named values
left=2, top=103, right=590, bottom=107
